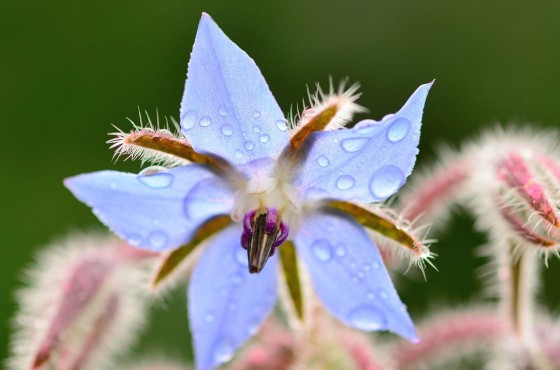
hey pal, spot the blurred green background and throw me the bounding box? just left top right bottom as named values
left=2, top=0, right=560, bottom=365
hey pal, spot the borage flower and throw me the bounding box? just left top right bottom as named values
left=65, top=13, right=432, bottom=370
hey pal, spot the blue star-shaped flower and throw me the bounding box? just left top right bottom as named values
left=65, top=13, right=432, bottom=370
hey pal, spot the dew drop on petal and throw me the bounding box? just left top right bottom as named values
left=213, top=339, right=234, bottom=364
left=379, top=290, right=389, bottom=299
left=127, top=234, right=142, bottom=246
left=311, top=240, right=332, bottom=262
left=335, top=244, right=347, bottom=257
left=247, top=317, right=260, bottom=335
left=204, top=312, right=216, bottom=323
left=253, top=110, right=261, bottom=118
left=366, top=291, right=376, bottom=300
left=231, top=273, right=243, bottom=286
left=137, top=172, right=174, bottom=189
left=253, top=125, right=261, bottom=133
left=276, top=119, right=288, bottom=132
left=244, top=141, right=255, bottom=151
left=317, top=155, right=330, bottom=167
left=235, top=248, right=248, bottom=267
left=181, top=110, right=197, bottom=130
left=372, top=260, right=380, bottom=269
left=369, top=165, right=405, bottom=199
left=109, top=181, right=118, bottom=189
left=148, top=230, right=168, bottom=249
left=341, top=137, right=369, bottom=153
left=199, top=116, right=212, bottom=127
left=234, top=150, right=243, bottom=159
left=348, top=306, right=387, bottom=331
left=218, top=106, right=228, bottom=116
left=386, top=118, right=411, bottom=143
left=221, top=124, right=234, bottom=136
left=259, top=134, right=270, bottom=143
left=336, top=175, right=355, bottom=190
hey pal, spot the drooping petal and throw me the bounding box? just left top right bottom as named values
left=189, top=225, right=278, bottom=370
left=294, top=211, right=417, bottom=341
left=65, top=165, right=234, bottom=252
left=293, top=83, right=432, bottom=203
left=180, top=14, right=288, bottom=173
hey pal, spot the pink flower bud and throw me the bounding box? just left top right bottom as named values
left=9, top=233, right=154, bottom=370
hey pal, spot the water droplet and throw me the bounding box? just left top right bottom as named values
left=379, top=290, right=389, bottom=299
left=386, top=118, right=411, bottom=143
left=204, top=312, right=215, bottom=323
left=199, top=116, right=212, bottom=127
left=335, top=244, right=347, bottom=257
left=218, top=106, right=228, bottom=116
left=127, top=234, right=142, bottom=246
left=138, top=172, right=174, bottom=189
left=109, top=181, right=118, bottom=189
left=348, top=305, right=387, bottom=331
left=253, top=110, right=261, bottom=118
left=276, top=119, right=288, bottom=131
left=354, top=119, right=380, bottom=135
left=182, top=110, right=197, bottom=130
left=148, top=230, right=168, bottom=249
left=336, top=175, right=355, bottom=190
left=221, top=124, right=234, bottom=136
left=244, top=141, right=255, bottom=151
left=341, top=137, right=369, bottom=153
left=213, top=339, right=234, bottom=364
left=231, top=273, right=243, bottom=286
left=317, top=155, right=330, bottom=167
left=363, top=263, right=371, bottom=271
left=366, top=291, right=376, bottom=300
left=357, top=271, right=365, bottom=279
left=311, top=240, right=332, bottom=262
left=369, top=166, right=405, bottom=199
left=234, top=150, right=243, bottom=159
left=372, top=260, right=380, bottom=269
left=259, top=134, right=270, bottom=143
left=247, top=318, right=260, bottom=335
left=235, top=248, right=248, bottom=267
left=253, top=125, right=261, bottom=133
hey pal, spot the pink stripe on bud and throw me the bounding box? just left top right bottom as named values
left=393, top=310, right=506, bottom=369
left=496, top=153, right=560, bottom=227
left=401, top=159, right=471, bottom=222
left=9, top=234, right=152, bottom=370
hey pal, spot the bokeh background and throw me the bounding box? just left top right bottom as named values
left=2, top=0, right=560, bottom=365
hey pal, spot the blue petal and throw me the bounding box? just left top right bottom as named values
left=189, top=225, right=278, bottom=370
left=294, top=211, right=417, bottom=341
left=64, top=165, right=234, bottom=252
left=180, top=14, right=289, bottom=173
left=293, top=83, right=432, bottom=203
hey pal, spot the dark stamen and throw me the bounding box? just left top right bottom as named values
left=240, top=208, right=289, bottom=273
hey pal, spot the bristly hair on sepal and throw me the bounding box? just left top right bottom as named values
left=289, top=78, right=366, bottom=133
left=108, top=109, right=191, bottom=168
